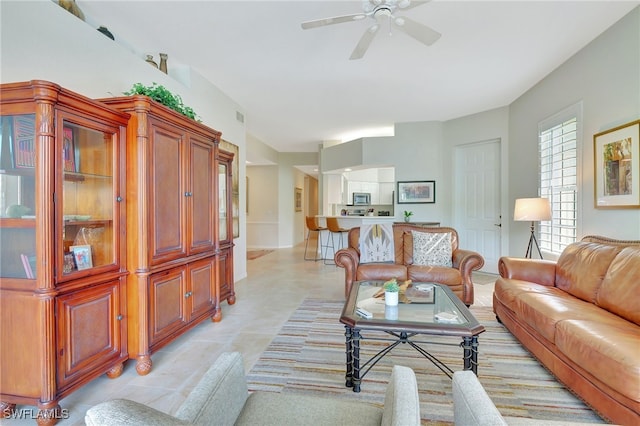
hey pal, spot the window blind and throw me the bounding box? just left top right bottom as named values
left=539, top=117, right=578, bottom=254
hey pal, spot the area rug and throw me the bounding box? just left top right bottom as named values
left=246, top=298, right=604, bottom=425
left=247, top=249, right=274, bottom=260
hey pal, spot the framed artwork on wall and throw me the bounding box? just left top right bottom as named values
left=397, top=181, right=435, bottom=204
left=295, top=187, right=302, bottom=212
left=594, top=119, right=640, bottom=209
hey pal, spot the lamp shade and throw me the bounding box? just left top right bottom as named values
left=514, top=198, right=551, bottom=221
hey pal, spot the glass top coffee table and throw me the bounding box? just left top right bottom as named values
left=340, top=280, right=485, bottom=392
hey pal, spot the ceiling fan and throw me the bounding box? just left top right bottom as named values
left=301, top=0, right=441, bottom=60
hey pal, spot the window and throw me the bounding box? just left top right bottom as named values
left=538, top=104, right=581, bottom=254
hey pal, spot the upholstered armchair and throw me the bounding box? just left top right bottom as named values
left=86, top=352, right=421, bottom=426
left=335, top=225, right=484, bottom=305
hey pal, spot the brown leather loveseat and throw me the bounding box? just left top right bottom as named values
left=493, top=236, right=640, bottom=425
left=334, top=224, right=484, bottom=305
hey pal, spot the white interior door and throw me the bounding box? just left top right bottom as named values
left=454, top=140, right=501, bottom=274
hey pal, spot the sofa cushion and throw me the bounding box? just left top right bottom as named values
left=236, top=392, right=383, bottom=426
left=494, top=278, right=566, bottom=310
left=513, top=292, right=611, bottom=343
left=555, top=242, right=622, bottom=303
left=411, top=231, right=453, bottom=267
left=359, top=223, right=395, bottom=263
left=596, top=246, right=640, bottom=325
left=555, top=319, right=640, bottom=402
left=357, top=263, right=408, bottom=282
left=402, top=227, right=459, bottom=265
left=407, top=265, right=461, bottom=285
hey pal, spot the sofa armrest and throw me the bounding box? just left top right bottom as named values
left=86, top=399, right=190, bottom=426
left=381, top=365, right=421, bottom=426
left=174, top=352, right=249, bottom=425
left=452, top=371, right=508, bottom=426
left=452, top=248, right=485, bottom=275
left=85, top=353, right=249, bottom=426
left=498, top=257, right=556, bottom=286
left=452, top=249, right=484, bottom=305
left=335, top=247, right=360, bottom=298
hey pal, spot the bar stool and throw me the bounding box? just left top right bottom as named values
left=304, top=216, right=329, bottom=261
left=324, top=217, right=350, bottom=265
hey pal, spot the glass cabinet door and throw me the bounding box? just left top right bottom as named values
left=218, top=162, right=228, bottom=243
left=59, top=118, right=117, bottom=278
left=0, top=114, right=37, bottom=279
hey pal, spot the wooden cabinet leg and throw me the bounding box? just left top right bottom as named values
left=106, top=362, right=124, bottom=378
left=135, top=355, right=152, bottom=376
left=212, top=308, right=222, bottom=323
left=227, top=294, right=236, bottom=305
left=36, top=403, right=61, bottom=426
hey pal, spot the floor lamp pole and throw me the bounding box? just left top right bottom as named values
left=525, top=221, right=543, bottom=259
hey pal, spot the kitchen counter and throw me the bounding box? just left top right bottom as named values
left=318, top=215, right=397, bottom=221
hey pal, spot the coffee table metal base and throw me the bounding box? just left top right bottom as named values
left=344, top=326, right=479, bottom=392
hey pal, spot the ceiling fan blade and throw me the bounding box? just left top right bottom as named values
left=301, top=13, right=366, bottom=30
left=349, top=24, right=380, bottom=60
left=398, top=0, right=431, bottom=11
left=393, top=16, right=441, bottom=46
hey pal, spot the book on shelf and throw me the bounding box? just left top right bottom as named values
left=63, top=126, right=76, bottom=172
left=12, top=115, right=36, bottom=168
left=20, top=253, right=36, bottom=279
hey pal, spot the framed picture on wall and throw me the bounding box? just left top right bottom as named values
left=397, top=181, right=435, bottom=204
left=594, top=119, right=640, bottom=208
left=295, top=187, right=302, bottom=212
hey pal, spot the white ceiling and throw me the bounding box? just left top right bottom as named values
left=77, top=0, right=637, bottom=159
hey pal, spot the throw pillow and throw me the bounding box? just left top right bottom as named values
left=359, top=223, right=395, bottom=263
left=412, top=231, right=453, bottom=267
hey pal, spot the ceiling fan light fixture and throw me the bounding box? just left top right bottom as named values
left=394, top=17, right=405, bottom=26
left=376, top=8, right=392, bottom=18
left=398, top=0, right=411, bottom=8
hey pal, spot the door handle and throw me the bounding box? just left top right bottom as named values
left=494, top=223, right=502, bottom=227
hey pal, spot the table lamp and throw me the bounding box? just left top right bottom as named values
left=514, top=198, right=551, bottom=259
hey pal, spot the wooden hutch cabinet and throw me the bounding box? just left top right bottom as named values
left=218, top=149, right=235, bottom=305
left=99, top=96, right=224, bottom=375
left=0, top=81, right=129, bottom=424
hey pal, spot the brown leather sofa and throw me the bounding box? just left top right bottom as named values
left=334, top=224, right=484, bottom=305
left=493, top=236, right=640, bottom=425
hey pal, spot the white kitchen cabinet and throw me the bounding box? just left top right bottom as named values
left=379, top=182, right=395, bottom=204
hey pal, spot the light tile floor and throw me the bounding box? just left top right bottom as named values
left=2, top=244, right=497, bottom=425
